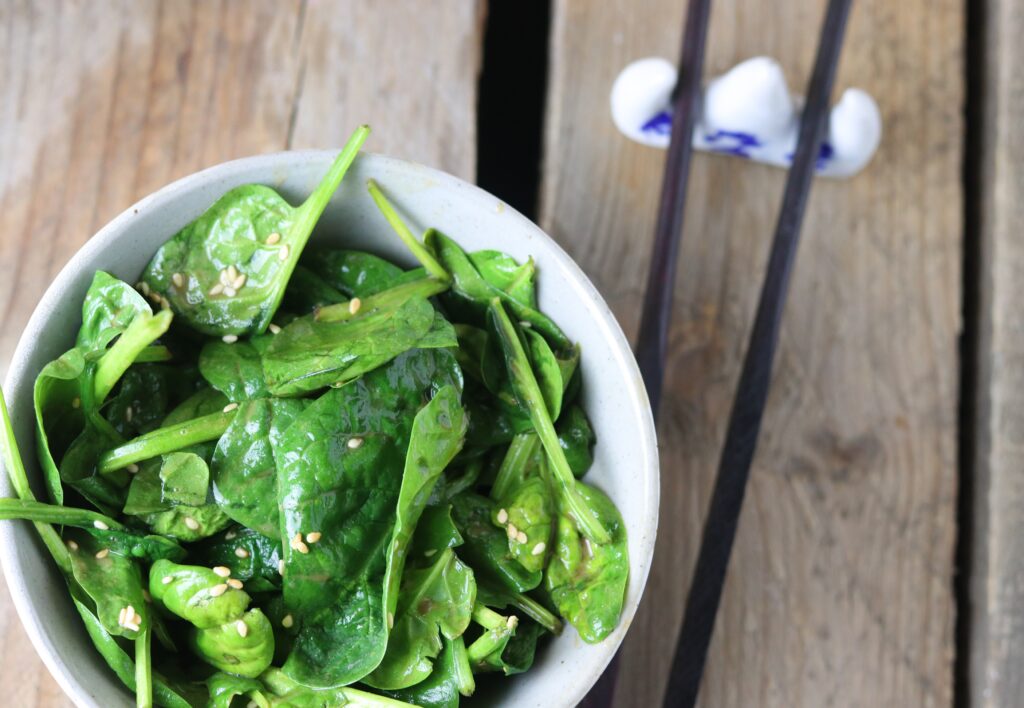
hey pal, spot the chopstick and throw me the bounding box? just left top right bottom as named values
left=662, top=1, right=854, bottom=706
left=577, top=2, right=713, bottom=707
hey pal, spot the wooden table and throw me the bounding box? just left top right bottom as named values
left=0, top=1, right=1010, bottom=706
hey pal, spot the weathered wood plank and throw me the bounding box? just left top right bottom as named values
left=0, top=1, right=483, bottom=703
left=541, top=1, right=963, bottom=706
left=970, top=0, right=1024, bottom=704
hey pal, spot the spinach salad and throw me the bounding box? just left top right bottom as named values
left=0, top=126, right=629, bottom=708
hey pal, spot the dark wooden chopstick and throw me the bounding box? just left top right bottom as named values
left=576, top=2, right=713, bottom=707
left=662, top=0, right=854, bottom=706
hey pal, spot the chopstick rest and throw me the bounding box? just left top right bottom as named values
left=611, top=56, right=880, bottom=178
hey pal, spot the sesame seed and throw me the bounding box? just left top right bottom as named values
left=507, top=615, right=519, bottom=629
left=349, top=298, right=362, bottom=315
left=93, top=520, right=109, bottom=530
left=95, top=548, right=109, bottom=559
left=225, top=530, right=237, bottom=540
left=516, top=531, right=528, bottom=544
left=142, top=590, right=152, bottom=603
left=118, top=607, right=128, bottom=625
left=388, top=612, right=395, bottom=629
left=306, top=531, right=322, bottom=544
left=184, top=517, right=200, bottom=531
left=227, top=578, right=243, bottom=590
left=224, top=286, right=237, bottom=297
left=278, top=245, right=290, bottom=261
left=266, top=232, right=281, bottom=245
left=123, top=621, right=140, bottom=633
left=213, top=566, right=231, bottom=578
left=520, top=321, right=532, bottom=329
left=171, top=273, right=184, bottom=288
left=227, top=265, right=238, bottom=282
left=209, top=584, right=229, bottom=597
left=209, top=282, right=225, bottom=296
left=223, top=402, right=239, bottom=413
left=236, top=619, right=248, bottom=637
left=234, top=547, right=249, bottom=559
left=126, top=463, right=140, bottom=474
left=71, top=397, right=81, bottom=409
left=296, top=541, right=309, bottom=555
left=138, top=282, right=151, bottom=296
left=282, top=614, right=294, bottom=628
left=220, top=269, right=231, bottom=286
left=161, top=576, right=173, bottom=585
left=347, top=437, right=363, bottom=449
left=497, top=508, right=509, bottom=524
left=222, top=334, right=239, bottom=344
left=278, top=559, right=285, bottom=575
left=506, top=523, right=518, bottom=540
left=247, top=702, right=258, bottom=708
left=424, top=549, right=436, bottom=557
left=124, top=406, right=133, bottom=422
left=233, top=273, right=247, bottom=289
left=531, top=542, right=546, bottom=556
left=160, top=296, right=171, bottom=310
left=66, top=540, right=79, bottom=551
left=268, top=323, right=282, bottom=334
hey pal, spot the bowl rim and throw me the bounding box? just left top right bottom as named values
left=0, top=149, right=660, bottom=707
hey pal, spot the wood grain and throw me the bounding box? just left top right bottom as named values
left=541, top=1, right=963, bottom=706
left=0, top=0, right=483, bottom=703
left=970, top=0, right=1024, bottom=704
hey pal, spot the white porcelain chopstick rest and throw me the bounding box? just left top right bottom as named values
left=610, top=56, right=881, bottom=178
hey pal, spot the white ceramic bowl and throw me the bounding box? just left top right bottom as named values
left=0, top=152, right=659, bottom=707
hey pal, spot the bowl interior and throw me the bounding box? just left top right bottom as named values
left=0, top=152, right=659, bottom=707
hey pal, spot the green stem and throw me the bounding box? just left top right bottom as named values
left=0, top=387, right=71, bottom=573
left=489, top=300, right=611, bottom=544
left=315, top=276, right=449, bottom=323
left=467, top=605, right=517, bottom=664
left=445, top=457, right=482, bottom=500
left=94, top=310, right=173, bottom=403
left=490, top=433, right=539, bottom=501
left=135, top=627, right=153, bottom=708
left=133, top=345, right=173, bottom=364
left=367, top=180, right=450, bottom=282
left=507, top=591, right=562, bottom=635
left=261, top=125, right=371, bottom=333
left=450, top=636, right=476, bottom=696
left=97, top=410, right=234, bottom=473
left=338, top=688, right=418, bottom=707
left=0, top=498, right=123, bottom=530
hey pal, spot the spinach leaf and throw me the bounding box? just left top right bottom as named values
left=70, top=588, right=194, bottom=708
left=198, top=340, right=270, bottom=402
left=258, top=668, right=418, bottom=707
left=206, top=672, right=263, bottom=708
left=85, top=527, right=187, bottom=563
left=383, top=385, right=468, bottom=618
left=77, top=271, right=154, bottom=351
left=194, top=526, right=283, bottom=594
left=190, top=608, right=274, bottom=678
left=468, top=250, right=537, bottom=308
left=33, top=348, right=87, bottom=504
left=473, top=618, right=546, bottom=676
left=142, top=127, right=369, bottom=337
left=426, top=230, right=569, bottom=350
left=149, top=559, right=251, bottom=629
left=66, top=528, right=149, bottom=640
left=283, top=265, right=349, bottom=312
left=544, top=482, right=628, bottom=643
left=142, top=504, right=232, bottom=542
left=382, top=637, right=471, bottom=707
left=449, top=493, right=541, bottom=593
left=491, top=472, right=554, bottom=575
left=367, top=549, right=476, bottom=690
left=262, top=296, right=455, bottom=397
left=275, top=349, right=462, bottom=687
left=557, top=404, right=596, bottom=478
left=409, top=504, right=464, bottom=560
left=487, top=300, right=610, bottom=544
left=314, top=276, right=449, bottom=324
left=59, top=420, right=129, bottom=515
left=304, top=249, right=406, bottom=297
left=158, top=451, right=209, bottom=506
left=103, top=365, right=176, bottom=439
left=163, top=387, right=230, bottom=426
left=211, top=398, right=308, bottom=537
